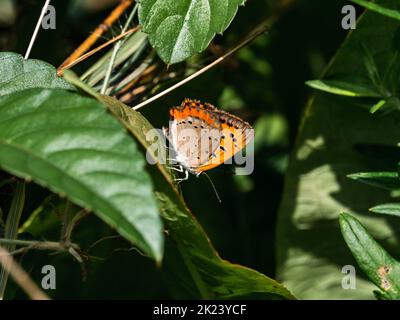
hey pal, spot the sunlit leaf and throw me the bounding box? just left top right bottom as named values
left=370, top=203, right=400, bottom=216
left=138, top=0, right=246, bottom=64
left=277, top=1, right=400, bottom=299
left=347, top=172, right=400, bottom=191
left=340, top=213, right=400, bottom=299
left=305, top=79, right=381, bottom=97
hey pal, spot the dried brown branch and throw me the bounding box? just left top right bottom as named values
left=0, top=245, right=50, bottom=300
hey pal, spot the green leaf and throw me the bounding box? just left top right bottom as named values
left=18, top=195, right=64, bottom=237
left=370, top=203, right=400, bottom=216
left=63, top=71, right=294, bottom=298
left=0, top=88, right=163, bottom=262
left=340, top=213, right=400, bottom=299
left=0, top=52, right=74, bottom=96
left=370, top=99, right=386, bottom=113
left=347, top=172, right=400, bottom=191
left=374, top=289, right=392, bottom=300
left=159, top=193, right=295, bottom=299
left=305, top=79, right=381, bottom=97
left=277, top=1, right=400, bottom=299
left=138, top=0, right=246, bottom=64
left=350, top=0, right=400, bottom=22
left=100, top=93, right=295, bottom=299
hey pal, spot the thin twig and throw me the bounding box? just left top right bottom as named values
left=24, top=0, right=52, bottom=59
left=0, top=238, right=80, bottom=252
left=58, top=0, right=133, bottom=70
left=63, top=210, right=90, bottom=243
left=87, top=235, right=122, bottom=252
left=57, top=26, right=140, bottom=76
left=131, top=22, right=270, bottom=111
left=101, top=3, right=139, bottom=94
left=0, top=245, right=50, bottom=300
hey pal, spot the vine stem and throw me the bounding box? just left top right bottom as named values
left=0, top=182, right=26, bottom=299
left=101, top=3, right=139, bottom=94
left=24, top=0, right=52, bottom=59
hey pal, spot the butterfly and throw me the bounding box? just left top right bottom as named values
left=164, top=98, right=253, bottom=182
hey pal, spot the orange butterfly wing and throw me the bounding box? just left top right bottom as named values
left=193, top=118, right=253, bottom=174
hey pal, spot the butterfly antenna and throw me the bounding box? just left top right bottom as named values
left=202, top=172, right=222, bottom=203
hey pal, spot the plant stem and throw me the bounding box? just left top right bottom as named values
left=132, top=21, right=270, bottom=111
left=57, top=27, right=139, bottom=76
left=0, top=182, right=26, bottom=299
left=101, top=3, right=139, bottom=94
left=0, top=238, right=78, bottom=251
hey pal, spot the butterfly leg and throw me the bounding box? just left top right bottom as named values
left=168, top=165, right=184, bottom=173
left=174, top=169, right=189, bottom=183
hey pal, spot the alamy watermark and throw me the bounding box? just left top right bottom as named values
left=42, top=5, right=56, bottom=30
left=341, top=265, right=356, bottom=290
left=341, top=5, right=356, bottom=30
left=41, top=265, right=56, bottom=290
left=146, top=124, right=255, bottom=176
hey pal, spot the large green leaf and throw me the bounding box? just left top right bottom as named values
left=0, top=88, right=163, bottom=262
left=138, top=0, right=246, bottom=64
left=340, top=213, right=400, bottom=299
left=65, top=69, right=295, bottom=299
left=0, top=52, right=74, bottom=96
left=276, top=0, right=400, bottom=299
left=114, top=100, right=295, bottom=299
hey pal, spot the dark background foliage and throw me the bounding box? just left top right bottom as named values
left=0, top=0, right=351, bottom=298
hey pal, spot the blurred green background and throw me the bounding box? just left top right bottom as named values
left=0, top=0, right=352, bottom=298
